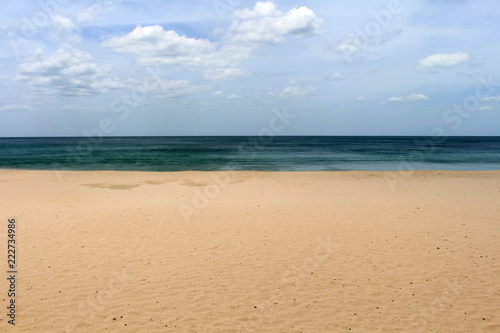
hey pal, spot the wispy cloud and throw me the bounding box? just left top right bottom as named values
left=60, top=105, right=105, bottom=112
left=0, top=105, right=36, bottom=112
left=272, top=81, right=317, bottom=99
left=77, top=2, right=116, bottom=23
left=211, top=91, right=242, bottom=100
left=335, top=33, right=364, bottom=63
left=382, top=93, right=429, bottom=104
left=479, top=106, right=493, bottom=111
left=335, top=27, right=402, bottom=64
left=387, top=96, right=404, bottom=102
left=203, top=68, right=252, bottom=81
left=325, top=72, right=346, bottom=81
left=480, top=96, right=500, bottom=102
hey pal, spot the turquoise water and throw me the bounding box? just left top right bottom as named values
left=0, top=136, right=499, bottom=171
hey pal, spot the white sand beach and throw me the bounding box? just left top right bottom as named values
left=0, top=170, right=499, bottom=332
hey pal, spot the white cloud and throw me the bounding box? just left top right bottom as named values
left=51, top=15, right=80, bottom=43
left=273, top=81, right=317, bottom=98
left=101, top=2, right=324, bottom=83
left=407, top=93, right=429, bottom=101
left=356, top=96, right=367, bottom=101
left=203, top=68, right=252, bottom=81
left=0, top=105, right=36, bottom=112
left=102, top=24, right=263, bottom=69
left=102, top=25, right=219, bottom=67
left=102, top=25, right=243, bottom=70
left=211, top=91, right=242, bottom=99
left=387, top=96, right=404, bottom=102
left=335, top=33, right=363, bottom=63
left=234, top=1, right=279, bottom=19
left=77, top=2, right=115, bottom=23
left=138, top=77, right=209, bottom=99
left=52, top=15, right=76, bottom=31
left=480, top=96, right=500, bottom=102
left=60, top=105, right=105, bottom=112
left=335, top=29, right=402, bottom=63
left=384, top=93, right=429, bottom=103
left=325, top=72, right=346, bottom=81
left=227, top=1, right=324, bottom=45
left=77, top=4, right=101, bottom=23
left=479, top=106, right=493, bottom=111
left=416, top=52, right=471, bottom=70
left=17, top=48, right=123, bottom=96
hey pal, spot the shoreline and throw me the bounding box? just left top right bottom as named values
left=1, top=168, right=500, bottom=172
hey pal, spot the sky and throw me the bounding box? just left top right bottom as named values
left=1, top=0, right=500, bottom=136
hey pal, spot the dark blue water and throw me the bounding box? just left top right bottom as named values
left=0, top=136, right=499, bottom=171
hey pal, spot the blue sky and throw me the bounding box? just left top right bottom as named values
left=1, top=0, right=499, bottom=136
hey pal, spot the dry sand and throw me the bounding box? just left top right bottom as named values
left=0, top=169, right=499, bottom=332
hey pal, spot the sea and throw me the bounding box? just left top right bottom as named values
left=0, top=136, right=499, bottom=172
